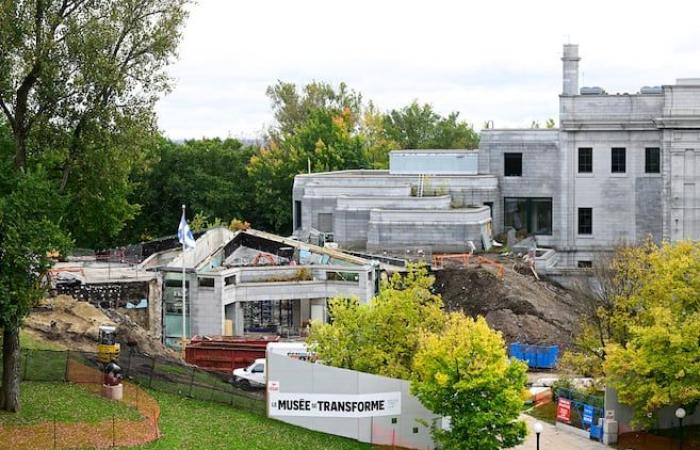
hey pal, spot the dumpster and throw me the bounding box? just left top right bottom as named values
left=508, top=343, right=559, bottom=369
left=185, top=335, right=280, bottom=372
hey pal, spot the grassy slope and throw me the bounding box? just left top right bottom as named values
left=526, top=401, right=556, bottom=425
left=0, top=382, right=140, bottom=426
left=133, top=390, right=372, bottom=450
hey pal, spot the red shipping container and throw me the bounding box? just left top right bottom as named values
left=185, top=336, right=280, bottom=373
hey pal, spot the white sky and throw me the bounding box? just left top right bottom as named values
left=156, top=0, right=700, bottom=140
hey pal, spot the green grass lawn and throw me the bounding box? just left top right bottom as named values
left=131, top=390, right=372, bottom=450
left=0, top=382, right=140, bottom=426
left=526, top=401, right=556, bottom=425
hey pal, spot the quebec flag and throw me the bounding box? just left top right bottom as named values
left=178, top=212, right=196, bottom=249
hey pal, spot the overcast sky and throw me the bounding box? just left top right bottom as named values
left=155, top=0, right=700, bottom=140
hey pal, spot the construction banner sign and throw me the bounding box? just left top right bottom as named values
left=557, top=398, right=571, bottom=423
left=268, top=391, right=401, bottom=418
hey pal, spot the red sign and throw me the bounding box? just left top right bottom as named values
left=557, top=398, right=571, bottom=423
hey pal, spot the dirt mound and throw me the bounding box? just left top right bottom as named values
left=433, top=264, right=581, bottom=347
left=26, top=295, right=180, bottom=359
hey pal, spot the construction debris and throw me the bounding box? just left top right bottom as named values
left=433, top=262, right=581, bottom=347
left=26, top=295, right=180, bottom=360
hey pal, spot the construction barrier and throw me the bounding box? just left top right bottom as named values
left=0, top=352, right=160, bottom=449
left=508, top=343, right=559, bottom=369
left=0, top=348, right=266, bottom=449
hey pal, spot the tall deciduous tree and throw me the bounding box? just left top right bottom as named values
left=0, top=0, right=187, bottom=411
left=604, top=241, right=700, bottom=428
left=411, top=313, right=527, bottom=450
left=126, top=137, right=256, bottom=242
left=560, top=239, right=657, bottom=378
left=0, top=167, right=72, bottom=411
left=383, top=101, right=479, bottom=150
left=307, top=265, right=444, bottom=379
left=249, top=82, right=368, bottom=233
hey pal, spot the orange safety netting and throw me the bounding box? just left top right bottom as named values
left=0, top=360, right=160, bottom=449
left=432, top=253, right=505, bottom=278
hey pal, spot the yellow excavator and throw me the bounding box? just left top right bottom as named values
left=97, top=324, right=120, bottom=364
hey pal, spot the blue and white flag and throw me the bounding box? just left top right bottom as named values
left=178, top=212, right=196, bottom=249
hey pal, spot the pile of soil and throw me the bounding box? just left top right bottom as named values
left=433, top=263, right=581, bottom=347
left=26, top=295, right=180, bottom=359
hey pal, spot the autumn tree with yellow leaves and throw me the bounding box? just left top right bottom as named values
left=603, top=241, right=700, bottom=427
left=307, top=265, right=528, bottom=449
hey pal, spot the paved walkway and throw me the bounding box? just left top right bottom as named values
left=508, top=414, right=610, bottom=450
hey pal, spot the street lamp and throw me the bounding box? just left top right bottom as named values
left=533, top=422, right=543, bottom=450
left=676, top=407, right=686, bottom=450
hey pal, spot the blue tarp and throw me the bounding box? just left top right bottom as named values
left=508, top=343, right=559, bottom=369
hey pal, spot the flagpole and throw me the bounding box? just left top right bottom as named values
left=181, top=204, right=187, bottom=357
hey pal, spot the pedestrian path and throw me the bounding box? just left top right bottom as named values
left=509, top=414, right=610, bottom=450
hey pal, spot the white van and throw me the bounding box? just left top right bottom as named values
left=231, top=342, right=313, bottom=389
left=232, top=358, right=266, bottom=388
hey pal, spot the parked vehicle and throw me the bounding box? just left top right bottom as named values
left=232, top=358, right=266, bottom=389
left=185, top=335, right=279, bottom=373
left=230, top=343, right=312, bottom=389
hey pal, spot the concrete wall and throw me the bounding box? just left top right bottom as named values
left=366, top=207, right=492, bottom=253
left=267, top=352, right=438, bottom=449
left=605, top=387, right=700, bottom=435
left=479, top=129, right=560, bottom=242
left=188, top=264, right=375, bottom=337
left=293, top=171, right=498, bottom=250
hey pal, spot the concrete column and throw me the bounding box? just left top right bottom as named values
left=310, top=299, right=326, bottom=323
left=292, top=300, right=301, bottom=331
left=148, top=277, right=163, bottom=340
left=299, top=299, right=310, bottom=328
left=562, top=44, right=580, bottom=96
left=233, top=302, right=244, bottom=336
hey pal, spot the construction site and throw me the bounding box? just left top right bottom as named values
left=35, top=228, right=584, bottom=369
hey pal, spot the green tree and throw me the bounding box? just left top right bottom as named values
left=560, top=239, right=657, bottom=378
left=361, top=102, right=399, bottom=169
left=383, top=101, right=479, bottom=149
left=0, top=168, right=72, bottom=411
left=249, top=84, right=369, bottom=233
left=0, top=0, right=187, bottom=411
left=545, top=118, right=556, bottom=128
left=127, top=137, right=256, bottom=241
left=604, top=241, right=700, bottom=428
left=411, top=313, right=527, bottom=450
left=307, top=265, right=444, bottom=379
left=266, top=80, right=363, bottom=141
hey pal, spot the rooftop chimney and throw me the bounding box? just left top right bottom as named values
left=562, top=44, right=580, bottom=96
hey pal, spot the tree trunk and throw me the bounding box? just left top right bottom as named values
left=0, top=328, right=21, bottom=412
left=14, top=132, right=27, bottom=170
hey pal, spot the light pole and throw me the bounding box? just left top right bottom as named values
left=534, top=422, right=543, bottom=450
left=676, top=407, right=686, bottom=450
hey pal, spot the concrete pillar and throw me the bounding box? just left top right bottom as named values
left=148, top=277, right=163, bottom=340
left=233, top=302, right=244, bottom=336
left=310, top=299, right=326, bottom=323
left=562, top=44, right=580, bottom=96
left=300, top=299, right=310, bottom=328
left=292, top=300, right=301, bottom=331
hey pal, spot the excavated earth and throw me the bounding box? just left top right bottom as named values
left=433, top=263, right=581, bottom=347
left=26, top=295, right=181, bottom=360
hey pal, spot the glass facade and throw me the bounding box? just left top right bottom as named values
left=504, top=197, right=552, bottom=235
left=243, top=300, right=294, bottom=333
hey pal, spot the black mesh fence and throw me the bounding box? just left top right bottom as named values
left=117, top=350, right=265, bottom=415
left=1, top=348, right=265, bottom=416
